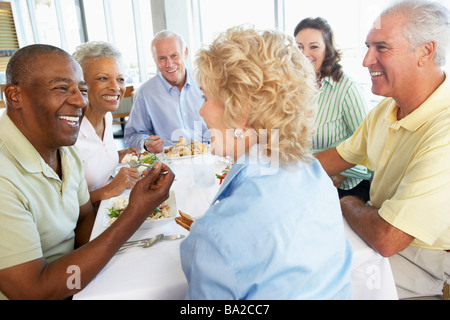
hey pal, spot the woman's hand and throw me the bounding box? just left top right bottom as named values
left=127, top=162, right=175, bottom=222
left=107, top=167, right=141, bottom=196
left=88, top=167, right=140, bottom=205
left=118, top=146, right=139, bottom=162
left=331, top=174, right=346, bottom=188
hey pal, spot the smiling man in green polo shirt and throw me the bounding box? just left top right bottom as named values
left=0, top=44, right=174, bottom=299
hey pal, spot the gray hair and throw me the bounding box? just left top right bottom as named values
left=151, top=30, right=187, bottom=60
left=381, top=0, right=450, bottom=66
left=72, top=41, right=123, bottom=70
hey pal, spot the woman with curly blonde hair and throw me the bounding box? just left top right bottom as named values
left=196, top=26, right=317, bottom=166
left=180, top=26, right=353, bottom=300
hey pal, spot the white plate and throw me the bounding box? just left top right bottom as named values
left=163, top=149, right=205, bottom=160
left=102, top=190, right=178, bottom=229
left=162, top=142, right=210, bottom=160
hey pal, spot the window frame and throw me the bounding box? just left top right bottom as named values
left=6, top=0, right=450, bottom=85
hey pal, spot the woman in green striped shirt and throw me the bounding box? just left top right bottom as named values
left=295, top=17, right=371, bottom=202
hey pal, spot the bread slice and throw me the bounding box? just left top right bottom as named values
left=175, top=210, right=195, bottom=231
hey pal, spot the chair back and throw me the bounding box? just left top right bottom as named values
left=112, top=85, right=134, bottom=137
left=113, top=85, right=134, bottom=121
left=1, top=84, right=6, bottom=109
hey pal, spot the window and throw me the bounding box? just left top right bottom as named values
left=57, top=0, right=83, bottom=54
left=132, top=0, right=156, bottom=80
left=81, top=0, right=155, bottom=83
left=14, top=0, right=34, bottom=46
left=6, top=0, right=449, bottom=86
left=284, top=0, right=392, bottom=85
left=285, top=0, right=450, bottom=83
left=0, top=1, right=19, bottom=72
left=8, top=0, right=155, bottom=84
left=109, top=0, right=139, bottom=84
left=31, top=0, right=61, bottom=47
left=19, top=0, right=82, bottom=54
left=83, top=0, right=108, bottom=42
left=197, top=0, right=275, bottom=46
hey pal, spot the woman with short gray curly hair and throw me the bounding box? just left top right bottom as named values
left=73, top=41, right=123, bottom=71
left=179, top=26, right=353, bottom=300
left=73, top=41, right=140, bottom=208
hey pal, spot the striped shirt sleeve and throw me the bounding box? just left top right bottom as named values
left=312, top=75, right=372, bottom=190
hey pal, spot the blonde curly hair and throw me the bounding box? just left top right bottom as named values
left=195, top=25, right=318, bottom=166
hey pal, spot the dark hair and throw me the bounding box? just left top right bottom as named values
left=6, top=44, right=70, bottom=85
left=294, top=17, right=343, bottom=82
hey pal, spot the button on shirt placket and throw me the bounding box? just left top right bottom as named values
left=178, top=85, right=189, bottom=132
left=380, top=103, right=402, bottom=165
left=383, top=126, right=398, bottom=161
left=169, top=86, right=189, bottom=141
left=177, top=84, right=204, bottom=143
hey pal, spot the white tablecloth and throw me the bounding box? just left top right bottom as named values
left=73, top=157, right=398, bottom=300
left=343, top=220, right=398, bottom=299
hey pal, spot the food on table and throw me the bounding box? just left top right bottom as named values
left=121, top=153, right=138, bottom=164
left=175, top=210, right=195, bottom=231
left=107, top=196, right=170, bottom=225
left=216, top=173, right=227, bottom=185
left=139, top=152, right=158, bottom=165
left=121, top=151, right=158, bottom=165
left=164, top=138, right=208, bottom=158
left=121, top=151, right=159, bottom=173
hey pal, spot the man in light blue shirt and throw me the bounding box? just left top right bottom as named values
left=124, top=30, right=209, bottom=153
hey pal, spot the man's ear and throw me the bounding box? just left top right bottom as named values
left=418, top=40, right=437, bottom=67
left=4, top=85, right=22, bottom=110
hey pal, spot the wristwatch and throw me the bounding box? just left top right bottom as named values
left=143, top=141, right=149, bottom=152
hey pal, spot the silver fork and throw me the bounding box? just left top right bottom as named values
left=146, top=138, right=175, bottom=146
left=116, top=234, right=164, bottom=254
left=128, top=162, right=154, bottom=170
left=122, top=234, right=184, bottom=247
left=117, top=234, right=185, bottom=254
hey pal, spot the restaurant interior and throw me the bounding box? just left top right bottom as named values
left=1, top=0, right=449, bottom=119
left=1, top=0, right=450, bottom=301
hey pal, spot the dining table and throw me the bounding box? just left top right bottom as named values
left=73, top=154, right=398, bottom=300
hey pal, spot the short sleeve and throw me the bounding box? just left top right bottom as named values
left=0, top=179, right=42, bottom=270
left=337, top=120, right=373, bottom=171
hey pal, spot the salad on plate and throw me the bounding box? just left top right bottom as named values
left=121, top=151, right=159, bottom=173
left=107, top=196, right=170, bottom=225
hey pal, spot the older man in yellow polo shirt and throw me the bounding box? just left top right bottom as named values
left=317, top=0, right=450, bottom=299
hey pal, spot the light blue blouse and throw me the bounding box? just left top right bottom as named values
left=124, top=70, right=209, bottom=150
left=180, top=150, right=353, bottom=300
